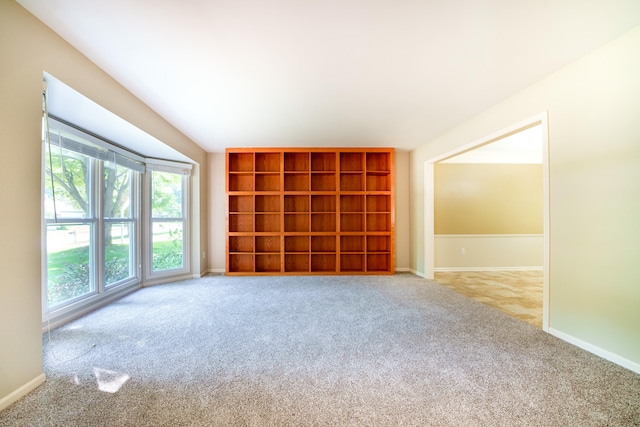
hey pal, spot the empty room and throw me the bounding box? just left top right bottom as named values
left=1, top=1, right=639, bottom=425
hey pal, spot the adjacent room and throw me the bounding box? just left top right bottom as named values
left=1, top=0, right=639, bottom=425
left=432, top=124, right=545, bottom=328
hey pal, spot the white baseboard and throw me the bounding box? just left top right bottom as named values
left=207, top=269, right=225, bottom=274
left=142, top=273, right=194, bottom=287
left=408, top=268, right=427, bottom=278
left=434, top=266, right=543, bottom=272
left=43, top=284, right=139, bottom=332
left=395, top=267, right=412, bottom=273
left=0, top=373, right=46, bottom=412
left=549, top=328, right=640, bottom=374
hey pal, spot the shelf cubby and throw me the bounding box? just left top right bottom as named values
left=311, top=254, right=337, bottom=272
left=255, top=152, right=281, bottom=172
left=255, top=254, right=281, bottom=272
left=229, top=214, right=253, bottom=233
left=311, top=172, right=336, bottom=191
left=366, top=173, right=391, bottom=192
left=367, top=235, right=391, bottom=253
left=285, top=253, right=310, bottom=273
left=226, top=148, right=393, bottom=275
left=229, top=152, right=253, bottom=172
left=366, top=152, right=390, bottom=173
left=228, top=173, right=254, bottom=192
left=284, top=213, right=310, bottom=232
left=229, top=195, right=253, bottom=212
left=311, top=213, right=336, bottom=232
left=284, top=173, right=310, bottom=192
left=340, top=152, right=364, bottom=172
left=340, top=173, right=364, bottom=191
left=366, top=213, right=391, bottom=232
left=284, top=152, right=310, bottom=172
left=367, top=254, right=391, bottom=272
left=285, top=195, right=309, bottom=212
left=311, top=235, right=336, bottom=252
left=285, top=236, right=309, bottom=252
left=340, top=213, right=364, bottom=232
left=311, top=152, right=336, bottom=172
left=229, top=236, right=253, bottom=253
left=340, top=254, right=364, bottom=272
left=255, top=235, right=281, bottom=253
left=340, top=235, right=364, bottom=253
left=255, top=173, right=280, bottom=192
left=255, top=195, right=280, bottom=212
left=366, top=195, right=391, bottom=212
left=229, top=254, right=254, bottom=272
left=311, top=195, right=336, bottom=212
left=255, top=213, right=280, bottom=232
left=341, top=195, right=364, bottom=212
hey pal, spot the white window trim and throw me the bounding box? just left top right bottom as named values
left=142, top=166, right=191, bottom=284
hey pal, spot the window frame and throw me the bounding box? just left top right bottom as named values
left=42, top=118, right=143, bottom=324
left=102, top=161, right=140, bottom=289
left=44, top=145, right=99, bottom=308
left=143, top=163, right=192, bottom=282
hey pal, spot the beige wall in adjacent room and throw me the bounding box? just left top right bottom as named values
left=0, top=1, right=208, bottom=407
left=410, top=25, right=640, bottom=368
left=434, top=163, right=543, bottom=235
left=434, top=235, right=544, bottom=270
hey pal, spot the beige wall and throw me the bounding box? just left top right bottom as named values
left=0, top=1, right=208, bottom=406
left=434, top=163, right=543, bottom=234
left=207, top=150, right=411, bottom=272
left=207, top=152, right=227, bottom=272
left=411, top=25, right=640, bottom=368
left=394, top=150, right=410, bottom=270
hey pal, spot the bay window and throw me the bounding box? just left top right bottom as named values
left=44, top=118, right=143, bottom=317
left=42, top=77, right=195, bottom=327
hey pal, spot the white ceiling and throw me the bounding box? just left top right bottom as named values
left=18, top=0, right=640, bottom=153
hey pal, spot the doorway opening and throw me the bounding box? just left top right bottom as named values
left=424, top=113, right=549, bottom=331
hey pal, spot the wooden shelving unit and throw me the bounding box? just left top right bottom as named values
left=226, top=148, right=394, bottom=275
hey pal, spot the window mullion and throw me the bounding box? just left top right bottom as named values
left=133, top=172, right=141, bottom=280
left=94, top=158, right=105, bottom=295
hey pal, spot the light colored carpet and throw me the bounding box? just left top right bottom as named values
left=1, top=274, right=639, bottom=426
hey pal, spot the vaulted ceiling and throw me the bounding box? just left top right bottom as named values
left=18, top=0, right=640, bottom=153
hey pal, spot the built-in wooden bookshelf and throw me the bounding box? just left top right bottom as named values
left=226, top=148, right=394, bottom=275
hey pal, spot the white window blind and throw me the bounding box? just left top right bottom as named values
left=145, top=159, right=192, bottom=176
left=47, top=117, right=146, bottom=173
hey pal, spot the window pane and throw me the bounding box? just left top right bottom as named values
left=46, top=223, right=93, bottom=306
left=152, top=221, right=183, bottom=271
left=105, top=222, right=135, bottom=286
left=152, top=171, right=183, bottom=218
left=44, top=145, right=91, bottom=219
left=104, top=163, right=132, bottom=219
